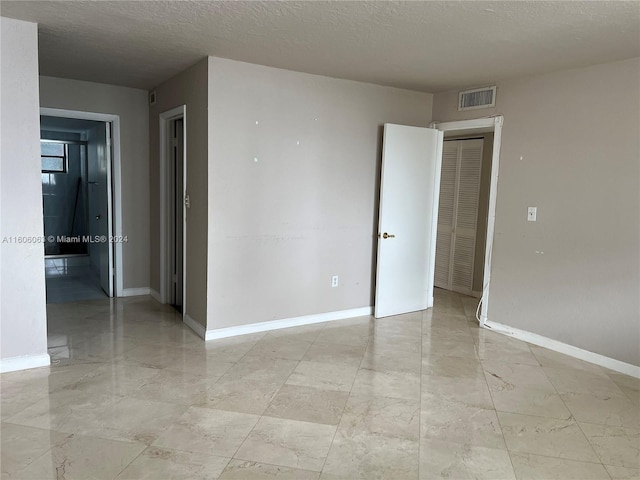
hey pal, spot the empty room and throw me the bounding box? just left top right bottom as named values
left=1, top=1, right=639, bottom=479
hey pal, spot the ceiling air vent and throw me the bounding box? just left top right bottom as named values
left=458, top=86, right=496, bottom=111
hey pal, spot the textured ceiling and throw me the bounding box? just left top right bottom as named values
left=1, top=1, right=639, bottom=92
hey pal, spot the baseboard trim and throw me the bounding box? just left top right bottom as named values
left=484, top=320, right=640, bottom=378
left=0, top=353, right=51, bottom=373
left=122, top=287, right=151, bottom=297
left=184, top=313, right=206, bottom=339
left=205, top=307, right=373, bottom=341
left=149, top=288, right=162, bottom=303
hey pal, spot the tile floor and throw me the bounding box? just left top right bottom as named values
left=1, top=289, right=638, bottom=479
left=45, top=256, right=107, bottom=304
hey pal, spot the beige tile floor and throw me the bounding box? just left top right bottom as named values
left=1, top=289, right=638, bottom=479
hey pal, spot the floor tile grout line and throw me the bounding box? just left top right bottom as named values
left=501, top=448, right=616, bottom=466
left=571, top=418, right=636, bottom=475
left=316, top=312, right=374, bottom=475
left=490, top=339, right=610, bottom=473
left=222, top=325, right=327, bottom=467
left=109, top=443, right=152, bottom=480
left=600, top=371, right=640, bottom=406
left=471, top=297, right=519, bottom=479
left=220, top=413, right=262, bottom=472
left=221, top=458, right=321, bottom=477
left=3, top=430, right=74, bottom=478
left=536, top=354, right=609, bottom=470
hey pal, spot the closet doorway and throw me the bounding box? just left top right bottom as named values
left=435, top=135, right=493, bottom=298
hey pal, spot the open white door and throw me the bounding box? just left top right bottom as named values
left=88, top=123, right=113, bottom=297
left=374, top=124, right=443, bottom=318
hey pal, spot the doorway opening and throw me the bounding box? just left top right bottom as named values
left=434, top=134, right=493, bottom=298
left=431, top=116, right=503, bottom=324
left=159, top=106, right=187, bottom=315
left=40, top=108, right=124, bottom=303
left=373, top=116, right=502, bottom=326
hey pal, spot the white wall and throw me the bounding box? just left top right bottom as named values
left=433, top=57, right=640, bottom=366
left=0, top=17, right=49, bottom=370
left=207, top=57, right=433, bottom=330
left=39, top=76, right=150, bottom=291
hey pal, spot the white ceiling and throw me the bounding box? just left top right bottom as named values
left=2, top=1, right=639, bottom=92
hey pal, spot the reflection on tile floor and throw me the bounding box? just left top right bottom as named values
left=45, top=256, right=107, bottom=304
left=1, top=290, right=638, bottom=479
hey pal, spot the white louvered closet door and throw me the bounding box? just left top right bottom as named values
left=434, top=139, right=483, bottom=294
left=434, top=143, right=457, bottom=289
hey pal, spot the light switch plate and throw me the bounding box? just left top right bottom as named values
left=527, top=207, right=537, bottom=222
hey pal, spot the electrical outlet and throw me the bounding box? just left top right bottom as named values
left=331, top=275, right=339, bottom=287
left=527, top=207, right=537, bottom=222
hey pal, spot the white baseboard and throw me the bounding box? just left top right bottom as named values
left=484, top=320, right=640, bottom=378
left=205, top=307, right=373, bottom=341
left=122, top=287, right=151, bottom=297
left=149, top=288, right=162, bottom=303
left=0, top=353, right=51, bottom=373
left=184, top=313, right=206, bottom=339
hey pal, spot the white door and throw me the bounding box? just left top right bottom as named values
left=374, top=124, right=443, bottom=318
left=434, top=139, right=483, bottom=294
left=88, top=123, right=113, bottom=297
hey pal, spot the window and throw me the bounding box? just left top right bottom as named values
left=41, top=141, right=67, bottom=173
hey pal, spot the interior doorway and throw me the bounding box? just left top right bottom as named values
left=434, top=135, right=492, bottom=298
left=159, top=106, right=187, bottom=315
left=40, top=115, right=113, bottom=302
left=431, top=116, right=503, bottom=324
left=374, top=116, right=502, bottom=325
left=40, top=108, right=124, bottom=302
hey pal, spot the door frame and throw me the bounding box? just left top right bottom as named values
left=430, top=116, right=503, bottom=325
left=159, top=105, right=187, bottom=316
left=40, top=107, right=123, bottom=297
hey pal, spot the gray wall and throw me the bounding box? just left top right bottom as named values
left=206, top=57, right=433, bottom=330
left=149, top=59, right=209, bottom=328
left=39, top=76, right=150, bottom=291
left=433, top=57, right=640, bottom=366
left=0, top=18, right=48, bottom=363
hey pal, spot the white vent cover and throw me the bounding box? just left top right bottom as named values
left=458, top=86, right=496, bottom=111
left=149, top=90, right=157, bottom=106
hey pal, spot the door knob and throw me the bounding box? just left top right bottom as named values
left=382, top=232, right=395, bottom=239
left=96, top=214, right=102, bottom=220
